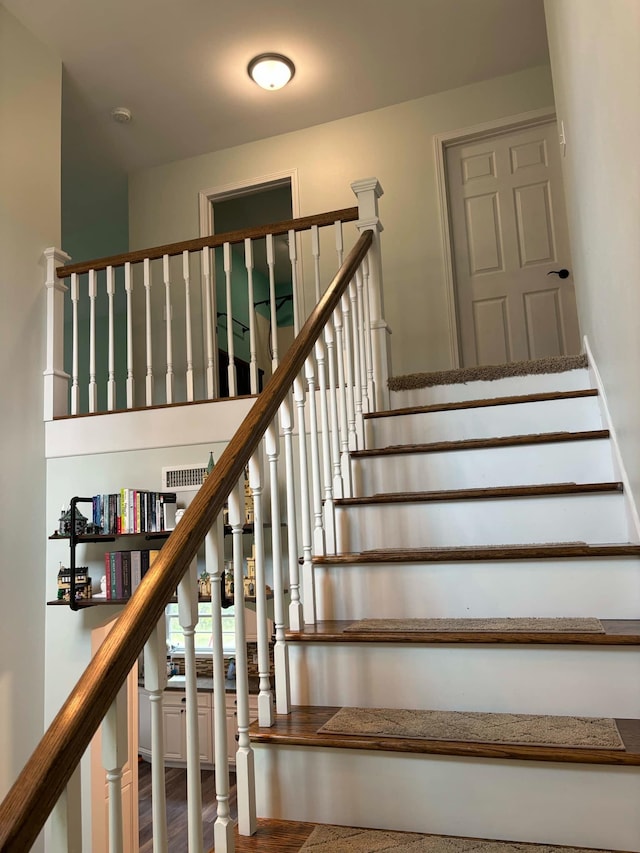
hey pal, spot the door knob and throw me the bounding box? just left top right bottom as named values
left=547, top=268, right=570, bottom=279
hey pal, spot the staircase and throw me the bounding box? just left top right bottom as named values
left=247, top=361, right=640, bottom=851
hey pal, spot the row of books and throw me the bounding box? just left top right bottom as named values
left=92, top=491, right=177, bottom=535
left=104, top=549, right=161, bottom=599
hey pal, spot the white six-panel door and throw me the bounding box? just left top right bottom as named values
left=446, top=120, right=580, bottom=366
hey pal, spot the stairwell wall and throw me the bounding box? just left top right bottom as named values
left=544, top=0, right=640, bottom=516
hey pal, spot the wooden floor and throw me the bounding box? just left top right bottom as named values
left=232, top=818, right=317, bottom=851
left=249, top=705, right=640, bottom=767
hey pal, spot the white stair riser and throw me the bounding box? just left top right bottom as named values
left=288, top=644, right=640, bottom=717
left=314, top=558, right=640, bottom=620
left=366, top=396, right=602, bottom=449
left=335, top=493, right=627, bottom=551
left=351, top=439, right=615, bottom=495
left=390, top=369, right=592, bottom=408
left=254, top=745, right=640, bottom=851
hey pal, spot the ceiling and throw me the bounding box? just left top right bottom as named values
left=5, top=0, right=550, bottom=174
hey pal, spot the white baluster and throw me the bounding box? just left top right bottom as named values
left=362, top=254, right=376, bottom=411
left=312, top=225, right=336, bottom=550
left=280, top=395, right=302, bottom=631
left=266, top=233, right=279, bottom=371
left=106, top=265, right=116, bottom=411
left=355, top=266, right=370, bottom=415
left=351, top=178, right=390, bottom=410
left=205, top=515, right=234, bottom=852
left=294, top=375, right=316, bottom=624
left=124, top=263, right=135, bottom=408
left=224, top=242, right=237, bottom=397
left=202, top=247, right=217, bottom=399
left=182, top=251, right=194, bottom=402
left=43, top=246, right=71, bottom=421
left=289, top=229, right=301, bottom=333
left=265, top=420, right=290, bottom=713
left=88, top=268, right=98, bottom=413
left=143, top=258, right=154, bottom=406
left=305, top=354, right=325, bottom=556
left=349, top=279, right=365, bottom=448
left=333, top=301, right=352, bottom=497
left=70, top=273, right=80, bottom=415
left=50, top=766, right=82, bottom=852
left=178, top=559, right=203, bottom=853
left=229, top=479, right=257, bottom=835
left=244, top=238, right=259, bottom=393
left=162, top=254, right=174, bottom=404
left=341, top=290, right=357, bottom=451
left=324, top=316, right=343, bottom=499
left=103, top=684, right=128, bottom=853
left=335, top=219, right=344, bottom=267
left=249, top=449, right=274, bottom=727
left=144, top=619, right=169, bottom=852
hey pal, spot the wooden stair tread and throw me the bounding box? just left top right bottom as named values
left=249, top=705, right=640, bottom=766
left=286, top=619, right=640, bottom=645
left=366, top=388, right=599, bottom=420
left=335, top=481, right=623, bottom=507
left=351, top=429, right=610, bottom=457
left=313, top=542, right=640, bottom=564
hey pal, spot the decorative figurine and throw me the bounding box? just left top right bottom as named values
left=58, top=505, right=88, bottom=537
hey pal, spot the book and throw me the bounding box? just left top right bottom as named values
left=131, top=550, right=142, bottom=592
left=121, top=550, right=132, bottom=598
left=105, top=552, right=112, bottom=599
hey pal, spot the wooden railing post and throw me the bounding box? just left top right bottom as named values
left=43, top=247, right=71, bottom=420
left=351, top=178, right=391, bottom=411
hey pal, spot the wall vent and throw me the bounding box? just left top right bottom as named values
left=162, top=465, right=207, bottom=492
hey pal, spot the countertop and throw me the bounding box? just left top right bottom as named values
left=140, top=674, right=266, bottom=694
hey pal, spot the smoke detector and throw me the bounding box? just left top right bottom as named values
left=111, top=107, right=132, bottom=124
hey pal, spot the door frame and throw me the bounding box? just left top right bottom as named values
left=434, top=107, right=558, bottom=368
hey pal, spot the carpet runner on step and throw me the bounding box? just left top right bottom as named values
left=317, top=707, right=623, bottom=750
left=300, top=825, right=617, bottom=852
left=343, top=617, right=604, bottom=633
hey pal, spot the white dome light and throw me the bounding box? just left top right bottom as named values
left=248, top=54, right=295, bottom=91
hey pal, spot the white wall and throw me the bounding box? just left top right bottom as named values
left=544, top=0, right=640, bottom=509
left=0, top=4, right=61, bottom=846
left=129, top=65, right=555, bottom=378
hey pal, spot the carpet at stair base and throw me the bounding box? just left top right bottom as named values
left=299, top=825, right=617, bottom=852
left=388, top=354, right=588, bottom=391
left=343, top=617, right=604, bottom=633
left=317, top=707, right=623, bottom=750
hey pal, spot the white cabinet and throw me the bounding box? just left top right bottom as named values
left=138, top=687, right=256, bottom=768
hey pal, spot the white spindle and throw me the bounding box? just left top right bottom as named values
left=229, top=479, right=257, bottom=835
left=341, top=290, right=357, bottom=451
left=182, top=251, right=194, bottom=402
left=88, top=268, right=97, bottom=413
left=50, top=767, right=82, bottom=852
left=102, top=684, right=128, bottom=853
left=205, top=515, right=234, bottom=853
left=124, top=263, right=135, bottom=408
left=266, top=233, right=279, bottom=371
left=324, top=317, right=343, bottom=499
left=223, top=242, right=237, bottom=397
left=289, top=229, right=301, bottom=334
left=280, top=395, right=302, bottom=631
left=349, top=279, right=365, bottom=448
left=144, top=618, right=169, bottom=852
left=362, top=254, right=376, bottom=410
left=311, top=225, right=321, bottom=302
left=244, top=238, right=259, bottom=393
left=249, top=450, right=275, bottom=727
left=43, top=246, right=71, bottom=420
left=106, top=265, right=116, bottom=411
left=265, top=420, right=290, bottom=713
left=332, top=301, right=352, bottom=497
left=202, top=247, right=217, bottom=399
left=335, top=219, right=344, bottom=267
left=305, top=354, right=325, bottom=556
left=70, top=273, right=80, bottom=415
left=294, top=375, right=316, bottom=624
left=162, top=254, right=174, bottom=404
left=177, top=559, right=204, bottom=853
left=143, top=258, right=154, bottom=406
left=355, top=266, right=370, bottom=415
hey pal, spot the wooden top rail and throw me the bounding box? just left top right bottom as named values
left=57, top=206, right=359, bottom=278
left=0, top=228, right=373, bottom=852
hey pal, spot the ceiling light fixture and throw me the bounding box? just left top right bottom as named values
left=248, top=53, right=295, bottom=91
left=111, top=107, right=132, bottom=123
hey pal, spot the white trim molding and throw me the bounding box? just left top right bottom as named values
left=433, top=107, right=557, bottom=369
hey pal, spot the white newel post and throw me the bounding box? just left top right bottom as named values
left=351, top=178, right=391, bottom=411
left=43, top=247, right=71, bottom=420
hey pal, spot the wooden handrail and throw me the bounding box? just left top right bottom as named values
left=0, top=228, right=373, bottom=851
left=56, top=206, right=359, bottom=278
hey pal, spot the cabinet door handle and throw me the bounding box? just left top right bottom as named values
left=181, top=697, right=186, bottom=703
